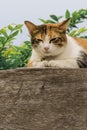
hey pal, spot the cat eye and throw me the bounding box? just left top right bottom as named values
left=50, top=37, right=62, bottom=43
left=33, top=38, right=43, bottom=44
left=36, top=39, right=43, bottom=42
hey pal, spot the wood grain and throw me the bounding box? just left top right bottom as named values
left=0, top=68, right=87, bottom=130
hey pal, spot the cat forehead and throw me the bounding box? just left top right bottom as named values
left=33, top=23, right=62, bottom=36
left=38, top=23, right=60, bottom=31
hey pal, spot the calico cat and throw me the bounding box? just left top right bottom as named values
left=24, top=18, right=87, bottom=68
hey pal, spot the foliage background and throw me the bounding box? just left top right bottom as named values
left=0, top=9, right=87, bottom=70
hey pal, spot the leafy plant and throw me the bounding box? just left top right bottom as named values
left=39, top=9, right=87, bottom=38
left=0, top=24, right=32, bottom=70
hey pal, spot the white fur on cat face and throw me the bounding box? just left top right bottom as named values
left=34, top=35, right=66, bottom=57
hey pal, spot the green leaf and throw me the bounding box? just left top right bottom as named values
left=13, top=24, right=23, bottom=31
left=78, top=27, right=87, bottom=34
left=57, top=16, right=63, bottom=21
left=65, top=10, right=70, bottom=18
left=50, top=15, right=58, bottom=22
left=69, top=30, right=77, bottom=36
left=39, top=19, right=48, bottom=23
left=0, top=36, right=7, bottom=44
left=20, top=28, right=23, bottom=33
left=8, top=30, right=19, bottom=39
left=39, top=19, right=55, bottom=23
left=8, top=25, right=13, bottom=31
left=6, top=38, right=15, bottom=43
left=0, top=41, right=3, bottom=49
left=0, top=29, right=8, bottom=37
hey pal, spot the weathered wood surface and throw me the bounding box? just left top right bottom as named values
left=0, top=68, right=87, bottom=130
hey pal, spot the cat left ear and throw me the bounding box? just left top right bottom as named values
left=58, top=18, right=71, bottom=31
left=24, top=21, right=37, bottom=35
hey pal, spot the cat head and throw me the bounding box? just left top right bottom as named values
left=24, top=18, right=70, bottom=56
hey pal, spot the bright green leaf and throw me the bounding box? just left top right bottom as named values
left=78, top=27, right=87, bottom=34
left=69, top=30, right=77, bottom=36
left=0, top=29, right=8, bottom=37
left=8, top=25, right=13, bottom=31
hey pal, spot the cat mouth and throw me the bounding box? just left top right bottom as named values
left=45, top=51, right=50, bottom=53
left=41, top=50, right=51, bottom=56
left=44, top=51, right=51, bottom=55
left=44, top=51, right=51, bottom=56
left=44, top=50, right=50, bottom=53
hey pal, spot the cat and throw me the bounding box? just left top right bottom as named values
left=24, top=18, right=87, bottom=68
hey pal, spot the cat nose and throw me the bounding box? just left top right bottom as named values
left=44, top=47, right=49, bottom=51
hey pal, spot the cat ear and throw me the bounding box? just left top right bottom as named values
left=24, top=21, right=37, bottom=34
left=58, top=18, right=71, bottom=31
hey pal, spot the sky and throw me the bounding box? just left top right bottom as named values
left=0, top=0, right=87, bottom=45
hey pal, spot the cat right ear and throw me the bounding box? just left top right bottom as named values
left=58, top=18, right=71, bottom=31
left=24, top=21, right=37, bottom=35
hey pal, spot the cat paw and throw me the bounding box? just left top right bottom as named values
left=33, top=60, right=48, bottom=67
left=42, top=60, right=48, bottom=67
left=48, top=60, right=56, bottom=67
left=48, top=60, right=63, bottom=68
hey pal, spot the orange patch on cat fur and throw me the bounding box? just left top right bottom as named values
left=27, top=61, right=33, bottom=67
left=74, top=37, right=87, bottom=51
